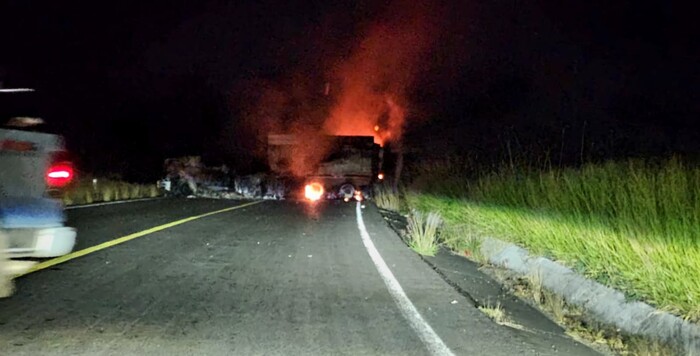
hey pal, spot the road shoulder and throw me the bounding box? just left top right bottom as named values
left=361, top=203, right=602, bottom=355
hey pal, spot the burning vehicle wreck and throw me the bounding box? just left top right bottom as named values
left=267, top=133, right=381, bottom=202
left=158, top=133, right=383, bottom=202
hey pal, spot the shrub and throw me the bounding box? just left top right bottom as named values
left=406, top=210, right=442, bottom=256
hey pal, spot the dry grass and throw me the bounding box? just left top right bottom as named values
left=525, top=270, right=565, bottom=324
left=624, top=337, right=678, bottom=356
left=478, top=299, right=527, bottom=331
left=475, top=262, right=680, bottom=355
left=406, top=210, right=442, bottom=256
left=62, top=178, right=162, bottom=206
left=566, top=325, right=679, bottom=356
left=478, top=301, right=506, bottom=323
left=542, top=290, right=566, bottom=324
left=373, top=183, right=401, bottom=211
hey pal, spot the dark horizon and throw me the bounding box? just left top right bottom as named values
left=1, top=0, right=697, bottom=181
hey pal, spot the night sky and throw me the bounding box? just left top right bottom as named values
left=1, top=0, right=697, bottom=181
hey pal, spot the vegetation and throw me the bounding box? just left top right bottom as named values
left=489, top=264, right=678, bottom=355
left=62, top=178, right=161, bottom=206
left=406, top=210, right=442, bottom=256
left=407, top=158, right=700, bottom=321
left=373, top=183, right=402, bottom=212
left=478, top=301, right=508, bottom=325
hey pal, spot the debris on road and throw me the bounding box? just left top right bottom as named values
left=233, top=173, right=288, bottom=199
left=160, top=156, right=233, bottom=197
left=158, top=156, right=291, bottom=200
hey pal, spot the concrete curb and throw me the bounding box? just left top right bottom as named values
left=479, top=237, right=700, bottom=355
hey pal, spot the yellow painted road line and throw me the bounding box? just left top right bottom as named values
left=17, top=200, right=264, bottom=277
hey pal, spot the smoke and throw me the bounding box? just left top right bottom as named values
left=323, top=0, right=441, bottom=146
left=231, top=75, right=332, bottom=176
left=229, top=0, right=442, bottom=176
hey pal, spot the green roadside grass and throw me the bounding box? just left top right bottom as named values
left=62, top=178, right=162, bottom=206
left=406, top=158, right=700, bottom=321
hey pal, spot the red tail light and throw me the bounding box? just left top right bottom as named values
left=46, top=163, right=74, bottom=187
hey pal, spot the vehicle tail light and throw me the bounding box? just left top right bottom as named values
left=46, top=163, right=74, bottom=188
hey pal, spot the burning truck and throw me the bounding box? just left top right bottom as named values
left=157, top=134, right=384, bottom=202
left=267, top=134, right=383, bottom=202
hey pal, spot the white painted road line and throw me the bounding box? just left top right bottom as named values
left=355, top=202, right=455, bottom=356
left=66, top=197, right=165, bottom=210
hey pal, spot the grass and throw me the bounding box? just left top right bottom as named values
left=62, top=177, right=162, bottom=206
left=406, top=157, right=700, bottom=322
left=441, top=224, right=486, bottom=263
left=623, top=337, right=678, bottom=356
left=478, top=301, right=507, bottom=324
left=373, top=183, right=402, bottom=211
left=406, top=210, right=442, bottom=256
left=482, top=258, right=679, bottom=354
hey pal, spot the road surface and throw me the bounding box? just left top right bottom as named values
left=0, top=198, right=599, bottom=355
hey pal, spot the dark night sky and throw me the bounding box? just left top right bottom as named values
left=1, top=0, right=697, bottom=180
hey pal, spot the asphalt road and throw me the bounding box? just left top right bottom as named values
left=0, top=198, right=599, bottom=355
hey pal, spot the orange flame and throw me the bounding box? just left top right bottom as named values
left=322, top=0, right=438, bottom=146
left=304, top=182, right=324, bottom=201
left=354, top=190, right=363, bottom=201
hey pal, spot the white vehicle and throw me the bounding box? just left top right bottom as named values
left=0, top=126, right=77, bottom=256
left=1, top=119, right=77, bottom=296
